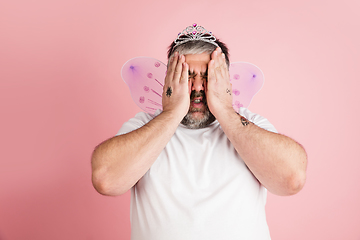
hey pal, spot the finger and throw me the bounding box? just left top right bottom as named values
left=219, top=52, right=228, bottom=78
left=173, top=54, right=184, bottom=82
left=208, top=59, right=216, bottom=83
left=214, top=55, right=224, bottom=80
left=187, top=66, right=192, bottom=94
left=216, top=50, right=229, bottom=80
left=180, top=61, right=188, bottom=83
left=210, top=49, right=223, bottom=79
left=167, top=52, right=179, bottom=82
left=211, top=48, right=220, bottom=68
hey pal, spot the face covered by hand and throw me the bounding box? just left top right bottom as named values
left=181, top=90, right=216, bottom=129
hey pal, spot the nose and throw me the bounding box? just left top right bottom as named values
left=191, top=76, right=205, bottom=92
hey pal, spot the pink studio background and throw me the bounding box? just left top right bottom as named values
left=1, top=0, right=359, bottom=239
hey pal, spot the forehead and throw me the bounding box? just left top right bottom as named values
left=184, top=53, right=211, bottom=68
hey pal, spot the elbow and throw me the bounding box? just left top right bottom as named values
left=91, top=149, right=130, bottom=196
left=283, top=170, right=307, bottom=196
left=91, top=168, right=129, bottom=196
left=92, top=173, right=129, bottom=196
left=283, top=149, right=308, bottom=196
left=92, top=177, right=109, bottom=196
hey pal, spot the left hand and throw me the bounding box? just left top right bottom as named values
left=206, top=47, right=234, bottom=118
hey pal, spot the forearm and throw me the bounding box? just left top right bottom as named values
left=91, top=111, right=181, bottom=196
left=217, top=110, right=307, bottom=196
left=91, top=52, right=190, bottom=196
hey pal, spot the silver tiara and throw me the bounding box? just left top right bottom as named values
left=174, top=23, right=219, bottom=48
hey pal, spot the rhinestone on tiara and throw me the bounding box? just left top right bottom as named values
left=174, top=23, right=219, bottom=48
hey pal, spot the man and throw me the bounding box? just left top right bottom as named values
left=91, top=24, right=307, bottom=240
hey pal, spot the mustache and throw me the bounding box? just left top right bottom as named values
left=190, top=90, right=206, bottom=100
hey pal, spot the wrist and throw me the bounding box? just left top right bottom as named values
left=216, top=108, right=253, bottom=133
left=213, top=105, right=237, bottom=123
left=159, top=109, right=185, bottom=125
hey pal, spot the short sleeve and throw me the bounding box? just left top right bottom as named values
left=116, top=111, right=156, bottom=136
left=239, top=107, right=277, bottom=133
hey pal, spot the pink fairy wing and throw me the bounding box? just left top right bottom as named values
left=229, top=62, right=264, bottom=112
left=122, top=58, right=264, bottom=114
left=121, top=57, right=166, bottom=114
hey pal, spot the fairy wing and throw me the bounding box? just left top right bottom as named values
left=121, top=57, right=264, bottom=114
left=229, top=62, right=264, bottom=112
left=121, top=57, right=166, bottom=114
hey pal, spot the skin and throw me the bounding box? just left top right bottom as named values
left=91, top=48, right=308, bottom=196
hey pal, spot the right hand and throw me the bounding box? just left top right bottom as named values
left=162, top=52, right=191, bottom=120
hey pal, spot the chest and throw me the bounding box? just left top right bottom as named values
left=137, top=125, right=259, bottom=195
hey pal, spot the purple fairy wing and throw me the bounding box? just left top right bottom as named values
left=229, top=62, right=264, bottom=112
left=121, top=57, right=166, bottom=114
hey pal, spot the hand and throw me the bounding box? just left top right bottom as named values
left=206, top=48, right=234, bottom=118
left=162, top=52, right=191, bottom=120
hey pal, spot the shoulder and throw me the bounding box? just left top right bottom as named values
left=239, top=107, right=277, bottom=133
left=116, top=110, right=160, bottom=136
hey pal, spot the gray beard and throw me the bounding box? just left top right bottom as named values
left=181, top=107, right=216, bottom=129
left=180, top=90, right=216, bottom=129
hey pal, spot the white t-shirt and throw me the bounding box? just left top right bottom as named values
left=117, top=107, right=277, bottom=240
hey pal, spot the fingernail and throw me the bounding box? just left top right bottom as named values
left=222, top=53, right=225, bottom=58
